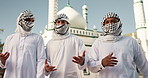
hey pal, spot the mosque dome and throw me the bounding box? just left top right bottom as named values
left=58, top=6, right=86, bottom=29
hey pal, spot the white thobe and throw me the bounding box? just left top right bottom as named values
left=87, top=36, right=148, bottom=78
left=45, top=32, right=85, bottom=78
left=0, top=33, right=46, bottom=78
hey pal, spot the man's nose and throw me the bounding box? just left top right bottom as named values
left=59, top=21, right=63, bottom=24
left=108, top=21, right=113, bottom=24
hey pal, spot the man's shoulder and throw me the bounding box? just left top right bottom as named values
left=30, top=33, right=44, bottom=41
left=31, top=33, right=42, bottom=37
left=122, top=36, right=136, bottom=40
left=119, top=36, right=138, bottom=44
left=70, top=34, right=78, bottom=38
left=96, top=36, right=103, bottom=41
left=6, top=33, right=17, bottom=39
left=96, top=35, right=135, bottom=42
left=70, top=34, right=83, bottom=41
left=31, top=33, right=40, bottom=36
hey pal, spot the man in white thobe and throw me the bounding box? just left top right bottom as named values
left=74, top=12, right=148, bottom=78
left=0, top=10, right=46, bottom=78
left=44, top=14, right=86, bottom=78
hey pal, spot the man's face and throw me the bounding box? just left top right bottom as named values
left=20, top=17, right=35, bottom=32
left=18, top=11, right=35, bottom=32
left=54, top=19, right=69, bottom=35
left=104, top=18, right=118, bottom=25
left=102, top=17, right=122, bottom=35
left=55, top=20, right=68, bottom=25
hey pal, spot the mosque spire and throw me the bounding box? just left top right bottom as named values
left=66, top=0, right=71, bottom=7
left=82, top=4, right=88, bottom=29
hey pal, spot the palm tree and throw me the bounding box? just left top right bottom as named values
left=0, top=29, right=4, bottom=33
left=0, top=43, right=4, bottom=53
left=0, top=39, right=4, bottom=78
left=0, top=28, right=4, bottom=52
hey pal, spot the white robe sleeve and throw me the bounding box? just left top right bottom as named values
left=133, top=40, right=148, bottom=78
left=0, top=35, right=13, bottom=69
left=36, top=36, right=46, bottom=78
left=87, top=40, right=105, bottom=73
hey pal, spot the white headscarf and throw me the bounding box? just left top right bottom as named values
left=54, top=14, right=70, bottom=35
left=101, top=12, right=122, bottom=36
left=15, top=10, right=35, bottom=36
left=100, top=12, right=123, bottom=42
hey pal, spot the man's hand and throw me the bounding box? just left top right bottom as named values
left=0, top=52, right=10, bottom=65
left=102, top=53, right=118, bottom=67
left=45, top=59, right=57, bottom=72
left=72, top=51, right=85, bottom=65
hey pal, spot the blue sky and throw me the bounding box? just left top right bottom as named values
left=0, top=0, right=136, bottom=42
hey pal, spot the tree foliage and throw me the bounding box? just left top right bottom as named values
left=0, top=43, right=4, bottom=53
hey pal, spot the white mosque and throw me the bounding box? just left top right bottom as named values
left=41, top=0, right=148, bottom=78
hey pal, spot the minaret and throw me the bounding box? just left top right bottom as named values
left=82, top=4, right=88, bottom=29
left=41, top=0, right=58, bottom=45
left=142, top=0, right=148, bottom=41
left=66, top=0, right=71, bottom=7
left=143, top=0, right=148, bottom=26
left=48, top=0, right=58, bottom=29
left=93, top=25, right=97, bottom=30
left=133, top=0, right=148, bottom=59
